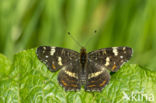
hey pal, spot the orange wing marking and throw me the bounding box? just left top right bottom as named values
left=112, top=64, right=117, bottom=71
left=99, top=80, right=106, bottom=87
left=91, top=81, right=96, bottom=83
left=61, top=80, right=67, bottom=86
left=71, top=84, right=78, bottom=87
left=88, top=84, right=96, bottom=87
left=52, top=64, right=56, bottom=70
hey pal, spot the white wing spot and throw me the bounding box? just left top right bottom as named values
left=50, top=47, right=55, bottom=56
left=113, top=47, right=118, bottom=56
left=120, top=56, right=123, bottom=59
left=123, top=47, right=126, bottom=51
left=42, top=47, right=46, bottom=53
left=61, top=66, right=66, bottom=70
left=64, top=70, right=78, bottom=79
left=105, top=57, right=110, bottom=66
left=88, top=70, right=103, bottom=79
left=103, top=50, right=107, bottom=54
left=43, top=47, right=46, bottom=50
left=58, top=57, right=63, bottom=66
left=45, top=55, right=49, bottom=58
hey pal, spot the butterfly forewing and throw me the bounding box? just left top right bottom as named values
left=36, top=46, right=79, bottom=72
left=88, top=47, right=132, bottom=72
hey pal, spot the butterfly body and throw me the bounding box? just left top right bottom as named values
left=80, top=47, right=87, bottom=67
left=80, top=47, right=87, bottom=80
left=36, top=46, right=132, bottom=91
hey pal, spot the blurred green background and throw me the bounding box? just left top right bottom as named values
left=0, top=0, right=156, bottom=71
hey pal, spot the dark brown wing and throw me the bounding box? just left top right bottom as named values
left=36, top=46, right=79, bottom=72
left=58, top=61, right=81, bottom=91
left=85, top=61, right=110, bottom=91
left=88, top=47, right=133, bottom=72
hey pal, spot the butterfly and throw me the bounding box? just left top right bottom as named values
left=36, top=46, right=132, bottom=91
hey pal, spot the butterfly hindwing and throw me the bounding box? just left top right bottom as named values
left=85, top=61, right=110, bottom=91
left=88, top=47, right=132, bottom=72
left=36, top=46, right=79, bottom=72
left=57, top=61, right=81, bottom=91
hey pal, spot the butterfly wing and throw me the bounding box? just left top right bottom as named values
left=36, top=46, right=79, bottom=72
left=85, top=61, right=110, bottom=91
left=88, top=47, right=133, bottom=72
left=58, top=61, right=81, bottom=91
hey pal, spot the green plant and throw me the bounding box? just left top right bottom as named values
left=0, top=48, right=155, bottom=103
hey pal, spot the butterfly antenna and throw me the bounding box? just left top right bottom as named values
left=67, top=32, right=83, bottom=47
left=84, top=30, right=97, bottom=47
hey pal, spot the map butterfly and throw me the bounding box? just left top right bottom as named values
left=36, top=46, right=132, bottom=91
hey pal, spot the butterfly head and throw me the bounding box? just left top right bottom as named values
left=80, top=47, right=86, bottom=54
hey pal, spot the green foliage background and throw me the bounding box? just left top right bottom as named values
left=0, top=0, right=156, bottom=70
left=0, top=0, right=156, bottom=102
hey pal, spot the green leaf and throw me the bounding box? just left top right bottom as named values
left=0, top=54, right=11, bottom=78
left=0, top=49, right=156, bottom=103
